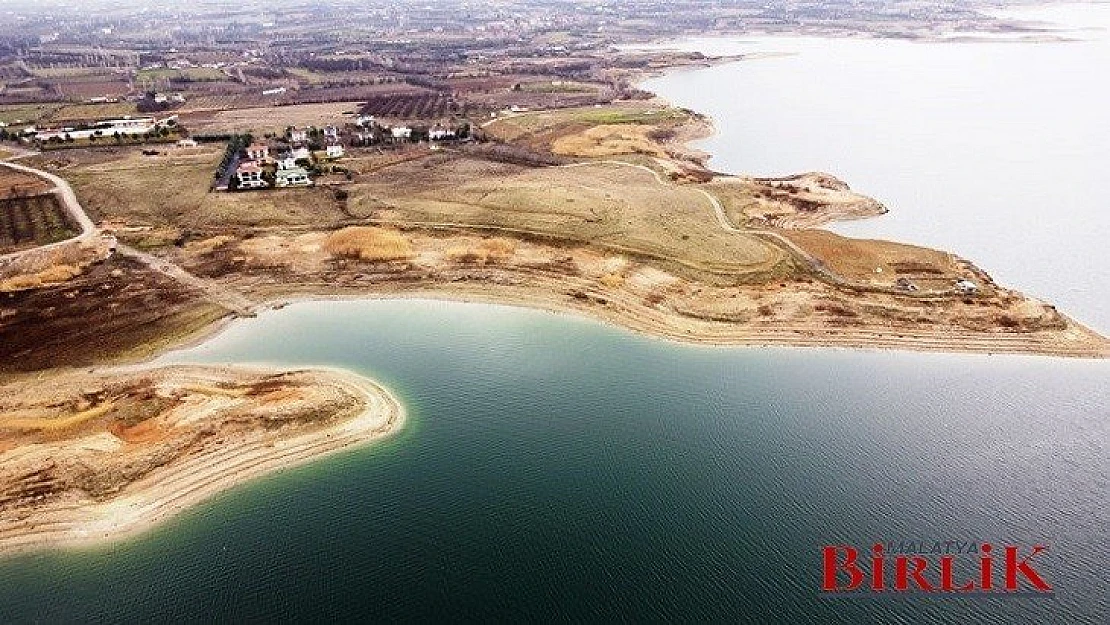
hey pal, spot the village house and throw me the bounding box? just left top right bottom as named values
left=275, top=166, right=312, bottom=188
left=391, top=126, right=413, bottom=140
left=429, top=128, right=456, bottom=141
left=356, top=115, right=375, bottom=128
left=323, top=125, right=340, bottom=140
left=245, top=142, right=270, bottom=161
left=176, top=138, right=198, bottom=148
left=326, top=143, right=344, bottom=159
left=277, top=152, right=299, bottom=170
left=235, top=161, right=266, bottom=189
left=291, top=146, right=312, bottom=161
left=288, top=127, right=309, bottom=143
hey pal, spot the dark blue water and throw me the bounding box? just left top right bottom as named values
left=0, top=300, right=1104, bottom=623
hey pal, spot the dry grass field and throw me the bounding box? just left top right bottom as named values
left=782, top=229, right=962, bottom=288
left=47, top=102, right=140, bottom=122
left=351, top=156, right=786, bottom=281
left=44, top=147, right=353, bottom=228
left=181, top=101, right=363, bottom=135
left=0, top=103, right=63, bottom=124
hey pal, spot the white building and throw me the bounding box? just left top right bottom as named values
left=288, top=127, right=309, bottom=143
left=429, top=128, right=456, bottom=141
left=246, top=142, right=270, bottom=161
left=291, top=146, right=312, bottom=161
left=391, top=126, right=412, bottom=140
left=235, top=161, right=266, bottom=189
left=277, top=152, right=299, bottom=170
left=275, top=166, right=311, bottom=187
left=326, top=144, right=345, bottom=159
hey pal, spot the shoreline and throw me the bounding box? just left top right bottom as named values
left=0, top=365, right=404, bottom=557
left=160, top=281, right=1109, bottom=364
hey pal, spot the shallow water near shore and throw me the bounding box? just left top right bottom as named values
left=0, top=299, right=1107, bottom=622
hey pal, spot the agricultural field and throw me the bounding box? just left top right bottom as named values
left=47, top=101, right=139, bottom=122
left=135, top=66, right=226, bottom=84
left=0, top=194, right=76, bottom=253
left=358, top=91, right=482, bottom=120
left=181, top=101, right=362, bottom=134
left=484, top=103, right=691, bottom=155
left=0, top=103, right=64, bottom=125
left=0, top=168, right=53, bottom=197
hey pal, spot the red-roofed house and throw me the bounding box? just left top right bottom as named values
left=236, top=161, right=266, bottom=189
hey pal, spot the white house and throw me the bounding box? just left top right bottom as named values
left=275, top=166, right=311, bottom=187
left=356, top=115, right=375, bottom=128
left=246, top=142, right=270, bottom=161
left=176, top=138, right=198, bottom=148
left=429, top=128, right=456, bottom=141
left=291, top=146, right=311, bottom=161
left=391, top=126, right=412, bottom=140
left=323, top=125, right=340, bottom=140
left=235, top=161, right=266, bottom=189
left=326, top=144, right=344, bottom=158
left=288, top=127, right=308, bottom=143
left=277, top=152, right=299, bottom=170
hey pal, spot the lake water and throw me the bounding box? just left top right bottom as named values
left=1, top=5, right=1108, bottom=624
left=639, top=2, right=1110, bottom=333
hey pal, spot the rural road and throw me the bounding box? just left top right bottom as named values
left=1, top=156, right=98, bottom=258
left=1, top=150, right=257, bottom=316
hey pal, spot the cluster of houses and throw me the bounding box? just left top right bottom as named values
left=233, top=125, right=343, bottom=190
left=229, top=117, right=470, bottom=191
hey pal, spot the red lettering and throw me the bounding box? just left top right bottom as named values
left=980, top=543, right=993, bottom=591
left=895, top=556, right=934, bottom=591
left=1005, top=545, right=1052, bottom=591
left=871, top=543, right=885, bottom=591
left=940, top=555, right=976, bottom=592
left=823, top=546, right=864, bottom=591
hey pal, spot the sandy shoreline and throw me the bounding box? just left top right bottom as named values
left=0, top=365, right=404, bottom=557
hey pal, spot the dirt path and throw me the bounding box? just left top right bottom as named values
left=561, top=159, right=946, bottom=296
left=116, top=244, right=257, bottom=317
left=0, top=150, right=257, bottom=317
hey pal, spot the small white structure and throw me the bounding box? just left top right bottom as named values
left=326, top=144, right=344, bottom=159
left=955, top=279, right=980, bottom=295
left=245, top=142, right=270, bottom=161
left=391, top=126, right=412, bottom=140
left=323, top=125, right=340, bottom=140
left=262, top=87, right=287, bottom=96
left=429, top=128, right=456, bottom=141
left=288, top=127, right=308, bottom=143
left=291, top=146, right=311, bottom=161
left=356, top=115, right=375, bottom=128
left=176, top=138, right=198, bottom=148
left=235, top=161, right=266, bottom=189
left=277, top=152, right=298, bottom=170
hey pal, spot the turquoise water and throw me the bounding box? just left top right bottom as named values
left=0, top=300, right=1106, bottom=623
